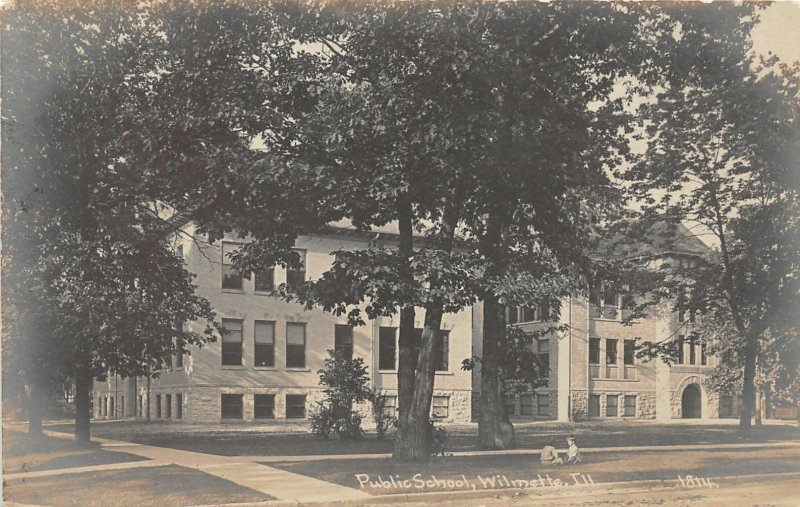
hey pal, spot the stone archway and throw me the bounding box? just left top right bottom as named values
left=681, top=384, right=702, bottom=418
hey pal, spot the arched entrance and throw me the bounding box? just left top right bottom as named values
left=682, top=384, right=702, bottom=418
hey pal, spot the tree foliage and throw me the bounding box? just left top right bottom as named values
left=619, top=3, right=800, bottom=431
left=2, top=0, right=219, bottom=439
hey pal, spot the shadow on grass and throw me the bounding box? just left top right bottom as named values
left=3, top=464, right=274, bottom=507
left=43, top=420, right=800, bottom=457
left=2, top=428, right=147, bottom=473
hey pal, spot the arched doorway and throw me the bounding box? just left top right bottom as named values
left=682, top=384, right=702, bottom=418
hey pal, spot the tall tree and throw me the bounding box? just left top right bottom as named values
left=2, top=0, right=218, bottom=441
left=623, top=4, right=799, bottom=433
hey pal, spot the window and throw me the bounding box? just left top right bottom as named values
left=506, top=305, right=519, bottom=325
left=382, top=396, right=397, bottom=418
left=286, top=394, right=306, bottom=419
left=137, top=395, right=143, bottom=418
left=286, top=250, right=306, bottom=293
left=436, top=331, right=449, bottom=371
left=335, top=324, right=354, bottom=360
left=606, top=339, right=618, bottom=365
left=603, top=284, right=619, bottom=317
left=431, top=396, right=449, bottom=418
left=165, top=394, right=172, bottom=419
left=537, top=394, right=550, bottom=416
left=510, top=304, right=554, bottom=323
left=589, top=338, right=600, bottom=365
left=378, top=326, right=397, bottom=370
left=221, top=394, right=243, bottom=419
left=412, top=328, right=449, bottom=372
left=591, top=280, right=619, bottom=318
left=110, top=397, right=115, bottom=417
left=589, top=395, right=600, bottom=418
left=120, top=396, right=125, bottom=418
left=701, top=342, right=707, bottom=366
left=221, top=242, right=243, bottom=290
left=719, top=395, right=733, bottom=418
left=176, top=394, right=183, bottom=419
left=520, top=394, right=534, bottom=416
left=286, top=322, right=307, bottom=368
left=505, top=394, right=517, bottom=416
left=589, top=282, right=602, bottom=307
left=536, top=339, right=550, bottom=376
left=221, top=319, right=243, bottom=366
left=254, top=320, right=275, bottom=367
left=624, top=340, right=635, bottom=366
left=174, top=351, right=183, bottom=369
left=156, top=394, right=162, bottom=419
left=689, top=337, right=697, bottom=365
left=607, top=395, right=619, bottom=417
left=676, top=335, right=685, bottom=364
left=624, top=395, right=636, bottom=417
left=254, top=394, right=275, bottom=419
left=254, top=266, right=275, bottom=292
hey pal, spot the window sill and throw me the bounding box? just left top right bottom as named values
left=221, top=365, right=245, bottom=370
left=378, top=369, right=397, bottom=374
left=285, top=367, right=311, bottom=372
left=435, top=371, right=454, bottom=376
left=253, top=291, right=276, bottom=296
left=254, top=366, right=278, bottom=371
left=221, top=288, right=246, bottom=294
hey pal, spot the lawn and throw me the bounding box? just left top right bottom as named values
left=45, top=419, right=800, bottom=457
left=265, top=445, right=800, bottom=496
left=3, top=464, right=275, bottom=506
left=2, top=428, right=148, bottom=474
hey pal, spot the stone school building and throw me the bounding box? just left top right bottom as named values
left=93, top=223, right=740, bottom=424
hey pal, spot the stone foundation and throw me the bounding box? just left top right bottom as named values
left=570, top=390, right=588, bottom=421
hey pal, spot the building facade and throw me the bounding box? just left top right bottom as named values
left=93, top=225, right=739, bottom=424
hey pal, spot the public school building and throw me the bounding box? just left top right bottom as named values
left=93, top=223, right=740, bottom=424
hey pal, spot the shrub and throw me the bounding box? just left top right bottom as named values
left=429, top=417, right=448, bottom=457
left=369, top=389, right=396, bottom=440
left=310, top=350, right=371, bottom=440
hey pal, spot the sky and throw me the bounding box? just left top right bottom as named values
left=751, top=1, right=800, bottom=64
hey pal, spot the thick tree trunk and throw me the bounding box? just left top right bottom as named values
left=478, top=294, right=514, bottom=449
left=394, top=194, right=416, bottom=455
left=739, top=338, right=757, bottom=435
left=393, top=185, right=462, bottom=462
left=74, top=362, right=92, bottom=443
left=394, top=306, right=445, bottom=462
left=477, top=205, right=514, bottom=449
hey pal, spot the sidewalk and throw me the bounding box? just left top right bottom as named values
left=30, top=430, right=371, bottom=503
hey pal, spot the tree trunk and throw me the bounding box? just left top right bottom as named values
left=754, top=387, right=762, bottom=427
left=739, top=337, right=757, bottom=435
left=393, top=184, right=462, bottom=462
left=394, top=194, right=416, bottom=455
left=27, top=378, right=44, bottom=436
left=74, top=362, right=92, bottom=443
left=394, top=306, right=445, bottom=462
left=478, top=294, right=514, bottom=449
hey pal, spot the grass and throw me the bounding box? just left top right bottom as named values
left=2, top=428, right=148, bottom=473
left=45, top=419, right=800, bottom=457
left=3, top=464, right=275, bottom=506
left=265, top=446, right=800, bottom=496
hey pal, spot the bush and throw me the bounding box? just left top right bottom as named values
left=310, top=350, right=371, bottom=440
left=370, top=389, right=396, bottom=440
left=429, top=417, right=448, bottom=457
left=309, top=402, right=336, bottom=439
